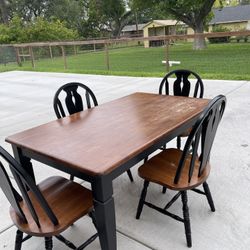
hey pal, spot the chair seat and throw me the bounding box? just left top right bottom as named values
left=138, top=149, right=210, bottom=191
left=10, top=176, right=93, bottom=237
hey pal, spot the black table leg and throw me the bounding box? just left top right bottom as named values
left=12, top=145, right=35, bottom=182
left=92, top=176, right=116, bottom=250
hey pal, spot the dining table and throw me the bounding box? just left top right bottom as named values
left=6, top=92, right=209, bottom=250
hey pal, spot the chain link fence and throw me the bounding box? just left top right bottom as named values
left=0, top=46, right=16, bottom=65
left=0, top=30, right=250, bottom=79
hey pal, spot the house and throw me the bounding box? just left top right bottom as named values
left=209, top=4, right=250, bottom=31
left=122, top=5, right=250, bottom=48
left=121, top=23, right=146, bottom=37
left=142, top=20, right=191, bottom=48
left=143, top=5, right=250, bottom=47
left=121, top=20, right=190, bottom=47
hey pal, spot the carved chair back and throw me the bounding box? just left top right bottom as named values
left=174, top=95, right=226, bottom=184
left=159, top=69, right=204, bottom=98
left=53, top=82, right=98, bottom=118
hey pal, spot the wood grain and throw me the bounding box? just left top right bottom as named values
left=10, top=176, right=93, bottom=236
left=6, top=93, right=209, bottom=176
left=138, top=148, right=210, bottom=190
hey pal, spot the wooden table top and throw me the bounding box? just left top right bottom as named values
left=6, top=93, right=209, bottom=176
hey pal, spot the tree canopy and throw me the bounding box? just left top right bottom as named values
left=0, top=0, right=135, bottom=40
left=0, top=15, right=77, bottom=43
left=0, top=0, right=248, bottom=46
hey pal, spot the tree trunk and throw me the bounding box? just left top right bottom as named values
left=135, top=12, right=139, bottom=36
left=0, top=0, right=9, bottom=24
left=193, top=22, right=206, bottom=50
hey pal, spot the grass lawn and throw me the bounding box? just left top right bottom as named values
left=1, top=42, right=250, bottom=80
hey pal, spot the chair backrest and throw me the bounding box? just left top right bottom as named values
left=0, top=146, right=58, bottom=227
left=174, top=95, right=226, bottom=184
left=159, top=69, right=204, bottom=98
left=53, top=82, right=98, bottom=118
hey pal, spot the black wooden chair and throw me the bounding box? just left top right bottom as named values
left=53, top=82, right=134, bottom=182
left=136, top=95, right=226, bottom=248
left=0, top=146, right=98, bottom=250
left=159, top=69, right=204, bottom=150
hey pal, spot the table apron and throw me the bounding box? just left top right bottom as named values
left=15, top=146, right=94, bottom=182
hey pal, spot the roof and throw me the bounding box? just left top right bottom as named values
left=122, top=20, right=185, bottom=33
left=210, top=4, right=250, bottom=24
left=144, top=20, right=183, bottom=28
left=122, top=23, right=146, bottom=32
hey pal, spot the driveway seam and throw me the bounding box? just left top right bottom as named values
left=116, top=228, right=155, bottom=250
left=0, top=224, right=14, bottom=235
left=225, top=81, right=249, bottom=96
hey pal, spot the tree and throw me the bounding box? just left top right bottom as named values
left=45, top=0, right=82, bottom=29
left=78, top=0, right=109, bottom=38
left=131, top=0, right=216, bottom=50
left=26, top=18, right=78, bottom=42
left=0, top=15, right=78, bottom=44
left=128, top=0, right=170, bottom=27
left=6, top=0, right=97, bottom=38
left=101, top=0, right=132, bottom=37
left=0, top=0, right=9, bottom=23
left=8, top=0, right=48, bottom=21
left=1, top=0, right=134, bottom=39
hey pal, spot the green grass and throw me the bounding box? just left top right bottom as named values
left=1, top=42, right=250, bottom=80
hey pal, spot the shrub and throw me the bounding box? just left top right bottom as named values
left=0, top=16, right=78, bottom=44
left=0, top=16, right=27, bottom=44
left=0, top=24, right=10, bottom=43
left=208, top=25, right=231, bottom=43
left=25, top=18, right=78, bottom=42
left=234, top=29, right=249, bottom=43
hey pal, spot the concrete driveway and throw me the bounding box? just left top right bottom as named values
left=0, top=71, right=249, bottom=250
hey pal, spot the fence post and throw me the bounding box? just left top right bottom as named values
left=15, top=47, right=22, bottom=67
left=49, top=46, right=53, bottom=59
left=61, top=46, right=67, bottom=70
left=74, top=45, right=77, bottom=55
left=21, top=47, right=26, bottom=62
left=0, top=46, right=5, bottom=65
left=29, top=46, right=35, bottom=68
left=105, top=42, right=110, bottom=71
left=165, top=38, right=170, bottom=72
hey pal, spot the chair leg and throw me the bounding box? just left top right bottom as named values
left=126, top=169, right=134, bottom=182
left=162, top=186, right=167, bottom=194
left=136, top=180, right=149, bottom=219
left=45, top=237, right=53, bottom=250
left=181, top=191, right=192, bottom=248
left=15, top=230, right=23, bottom=250
left=203, top=182, right=215, bottom=212
left=177, top=136, right=181, bottom=149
